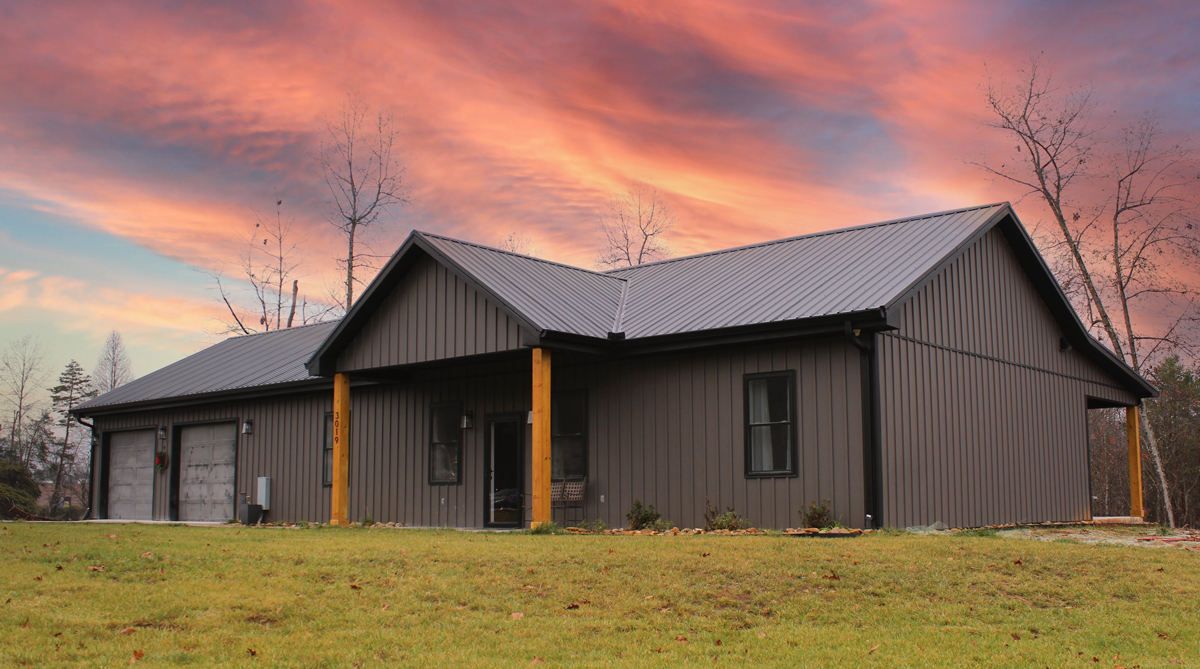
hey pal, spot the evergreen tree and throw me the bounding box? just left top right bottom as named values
left=47, top=361, right=97, bottom=515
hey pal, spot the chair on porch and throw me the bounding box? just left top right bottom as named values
left=551, top=477, right=587, bottom=526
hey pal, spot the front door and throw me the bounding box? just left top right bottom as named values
left=485, top=415, right=523, bottom=527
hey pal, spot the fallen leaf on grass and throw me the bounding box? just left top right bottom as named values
left=1157, top=632, right=1171, bottom=640
left=55, top=565, right=62, bottom=571
left=715, top=640, right=722, bottom=646
left=34, top=576, right=41, bottom=581
left=349, top=584, right=361, bottom=590
left=119, top=628, right=135, bottom=635
left=565, top=603, right=579, bottom=610
left=131, top=649, right=144, bottom=663
left=511, top=612, right=524, bottom=620
left=247, top=648, right=258, bottom=657
left=701, top=553, right=711, bottom=558
left=141, top=552, right=153, bottom=559
left=1013, top=559, right=1024, bottom=566
left=675, top=636, right=688, bottom=642
left=381, top=604, right=389, bottom=611
left=868, top=644, right=879, bottom=655
left=107, top=534, right=118, bottom=539
left=88, top=565, right=105, bottom=572
left=757, top=632, right=766, bottom=639
left=822, top=571, right=840, bottom=581
left=530, top=658, right=546, bottom=664
left=1011, top=633, right=1021, bottom=641
left=21, top=618, right=29, bottom=628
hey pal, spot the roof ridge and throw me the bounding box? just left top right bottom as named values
left=603, top=202, right=1011, bottom=275
left=417, top=231, right=627, bottom=284
left=226, top=319, right=339, bottom=340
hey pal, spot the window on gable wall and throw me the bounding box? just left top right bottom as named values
left=744, top=371, right=797, bottom=477
left=552, top=391, right=587, bottom=480
left=430, top=402, right=462, bottom=484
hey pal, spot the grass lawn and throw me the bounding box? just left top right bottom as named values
left=2, top=523, right=1196, bottom=668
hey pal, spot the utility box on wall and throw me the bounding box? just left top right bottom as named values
left=257, top=477, right=271, bottom=511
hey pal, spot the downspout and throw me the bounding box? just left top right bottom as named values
left=844, top=323, right=881, bottom=529
left=78, top=417, right=95, bottom=521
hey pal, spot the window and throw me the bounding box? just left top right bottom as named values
left=744, top=371, right=797, bottom=477
left=322, top=413, right=334, bottom=486
left=551, top=391, right=587, bottom=480
left=430, top=402, right=462, bottom=484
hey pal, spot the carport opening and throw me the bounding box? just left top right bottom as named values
left=1087, top=399, right=1137, bottom=519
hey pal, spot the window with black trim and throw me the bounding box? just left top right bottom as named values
left=322, top=413, right=334, bottom=486
left=744, top=371, right=797, bottom=477
left=551, top=391, right=587, bottom=480
left=430, top=402, right=462, bottom=484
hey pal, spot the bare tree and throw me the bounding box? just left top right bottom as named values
left=497, top=232, right=538, bottom=256
left=979, top=57, right=1200, bottom=526
left=318, top=94, right=408, bottom=310
left=0, top=336, right=47, bottom=464
left=595, top=181, right=677, bottom=269
left=212, top=198, right=341, bottom=335
left=93, top=330, right=133, bottom=394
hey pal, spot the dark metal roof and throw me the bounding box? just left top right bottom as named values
left=605, top=204, right=1008, bottom=339
left=418, top=233, right=625, bottom=338
left=74, top=321, right=337, bottom=412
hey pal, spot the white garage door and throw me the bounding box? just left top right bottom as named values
left=178, top=423, right=238, bottom=522
left=107, top=429, right=155, bottom=520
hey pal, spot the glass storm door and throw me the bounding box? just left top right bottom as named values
left=486, top=417, right=523, bottom=527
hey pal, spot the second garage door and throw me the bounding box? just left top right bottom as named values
left=178, top=423, right=237, bottom=522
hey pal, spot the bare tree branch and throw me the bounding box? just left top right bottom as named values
left=595, top=180, right=677, bottom=269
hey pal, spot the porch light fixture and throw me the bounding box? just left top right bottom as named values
left=157, top=427, right=167, bottom=441
left=461, top=411, right=474, bottom=429
left=242, top=419, right=253, bottom=435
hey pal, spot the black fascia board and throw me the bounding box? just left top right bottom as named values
left=70, top=378, right=336, bottom=418
left=538, top=308, right=891, bottom=357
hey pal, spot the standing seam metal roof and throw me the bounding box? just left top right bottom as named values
left=74, top=321, right=337, bottom=411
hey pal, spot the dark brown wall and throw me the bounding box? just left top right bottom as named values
left=877, top=227, right=1138, bottom=529
left=561, top=338, right=865, bottom=530
left=91, top=391, right=333, bottom=523
left=337, top=254, right=524, bottom=372
left=90, top=336, right=867, bottom=530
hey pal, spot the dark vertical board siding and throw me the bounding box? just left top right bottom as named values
left=338, top=254, right=524, bottom=372
left=877, top=227, right=1138, bottom=528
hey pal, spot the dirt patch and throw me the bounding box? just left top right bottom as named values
left=996, top=525, right=1200, bottom=550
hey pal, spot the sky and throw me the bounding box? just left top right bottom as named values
left=2, top=0, right=1199, bottom=389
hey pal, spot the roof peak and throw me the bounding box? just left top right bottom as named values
left=415, top=231, right=626, bottom=283
left=603, top=202, right=1011, bottom=274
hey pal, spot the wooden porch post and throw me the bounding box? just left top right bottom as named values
left=1127, top=405, right=1143, bottom=518
left=331, top=373, right=351, bottom=526
left=531, top=348, right=552, bottom=528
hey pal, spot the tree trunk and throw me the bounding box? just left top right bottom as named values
left=345, top=222, right=357, bottom=311
left=287, top=280, right=298, bottom=328
left=1139, top=409, right=1176, bottom=527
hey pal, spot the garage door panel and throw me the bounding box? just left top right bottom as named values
left=179, top=423, right=237, bottom=522
left=107, top=429, right=155, bottom=520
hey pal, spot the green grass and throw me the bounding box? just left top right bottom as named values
left=2, top=523, right=1196, bottom=667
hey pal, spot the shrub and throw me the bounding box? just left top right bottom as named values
left=704, top=498, right=752, bottom=531
left=800, top=499, right=834, bottom=529
left=626, top=499, right=664, bottom=530
left=359, top=515, right=374, bottom=527
left=0, top=458, right=38, bottom=518
left=576, top=518, right=608, bottom=532
left=528, top=521, right=560, bottom=535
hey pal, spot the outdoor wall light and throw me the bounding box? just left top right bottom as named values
left=461, top=411, right=474, bottom=429
left=242, top=419, right=253, bottom=435
left=157, top=427, right=167, bottom=441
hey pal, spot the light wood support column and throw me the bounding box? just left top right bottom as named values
left=1127, top=405, right=1143, bottom=518
left=331, top=373, right=351, bottom=526
left=531, top=348, right=552, bottom=528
